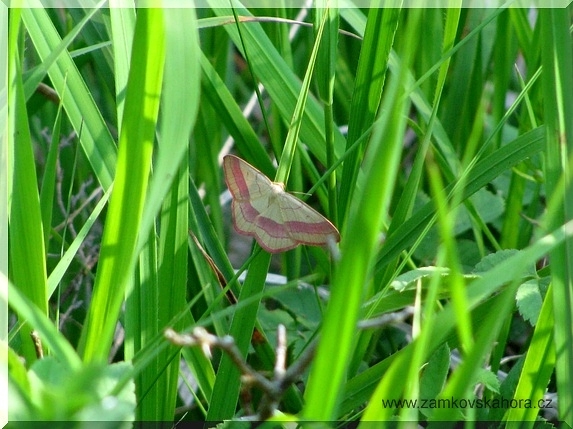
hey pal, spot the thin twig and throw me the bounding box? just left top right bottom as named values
left=166, top=307, right=412, bottom=420
left=165, top=325, right=316, bottom=420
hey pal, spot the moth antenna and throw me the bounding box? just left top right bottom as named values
left=289, top=190, right=310, bottom=197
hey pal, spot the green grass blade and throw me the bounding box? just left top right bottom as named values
left=22, top=7, right=116, bottom=190
left=154, top=165, right=189, bottom=420
left=46, top=188, right=110, bottom=297
left=129, top=7, right=203, bottom=421
left=126, top=232, right=158, bottom=420
left=4, top=281, right=81, bottom=371
left=376, top=126, right=545, bottom=272
left=338, top=6, right=400, bottom=225
left=304, top=6, right=410, bottom=420
left=21, top=5, right=103, bottom=102
left=207, top=1, right=346, bottom=164
left=79, top=8, right=165, bottom=363
left=313, top=5, right=340, bottom=280
left=506, top=285, right=555, bottom=425
left=360, top=219, right=573, bottom=421
left=276, top=10, right=328, bottom=183
left=540, top=8, right=573, bottom=426
left=8, top=14, right=48, bottom=363
left=136, top=8, right=200, bottom=254
left=38, top=102, right=62, bottom=252
left=314, top=5, right=339, bottom=224
left=109, top=6, right=136, bottom=125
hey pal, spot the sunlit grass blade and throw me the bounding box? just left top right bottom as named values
left=79, top=9, right=165, bottom=363
left=360, top=219, right=573, bottom=422
left=540, top=8, right=573, bottom=426
left=22, top=7, right=116, bottom=190
left=21, top=5, right=103, bottom=102
left=136, top=8, right=200, bottom=254
left=304, top=5, right=410, bottom=421
left=109, top=5, right=135, bottom=124
left=8, top=13, right=48, bottom=364
left=506, top=285, right=555, bottom=425
left=127, top=8, right=204, bottom=421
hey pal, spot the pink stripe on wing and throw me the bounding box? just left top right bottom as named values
left=226, top=156, right=251, bottom=200
left=236, top=201, right=259, bottom=224
left=284, top=219, right=337, bottom=235
left=256, top=214, right=289, bottom=239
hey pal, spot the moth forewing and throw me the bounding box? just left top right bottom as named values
left=223, top=154, right=340, bottom=253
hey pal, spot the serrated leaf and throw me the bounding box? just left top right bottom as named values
left=475, top=367, right=501, bottom=393
left=473, top=249, right=536, bottom=278
left=516, top=280, right=543, bottom=326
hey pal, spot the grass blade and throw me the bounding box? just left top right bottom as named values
left=338, top=6, right=400, bottom=225
left=304, top=4, right=410, bottom=420
left=8, top=12, right=48, bottom=364
left=79, top=9, right=165, bottom=363
left=22, top=7, right=117, bottom=190
left=540, top=8, right=573, bottom=426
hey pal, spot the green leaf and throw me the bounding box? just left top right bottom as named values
left=25, top=358, right=135, bottom=422
left=420, top=343, right=450, bottom=400
left=475, top=368, right=500, bottom=394
left=516, top=280, right=544, bottom=326
left=473, top=249, right=536, bottom=279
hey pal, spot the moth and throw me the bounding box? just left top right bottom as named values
left=223, top=155, right=340, bottom=253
